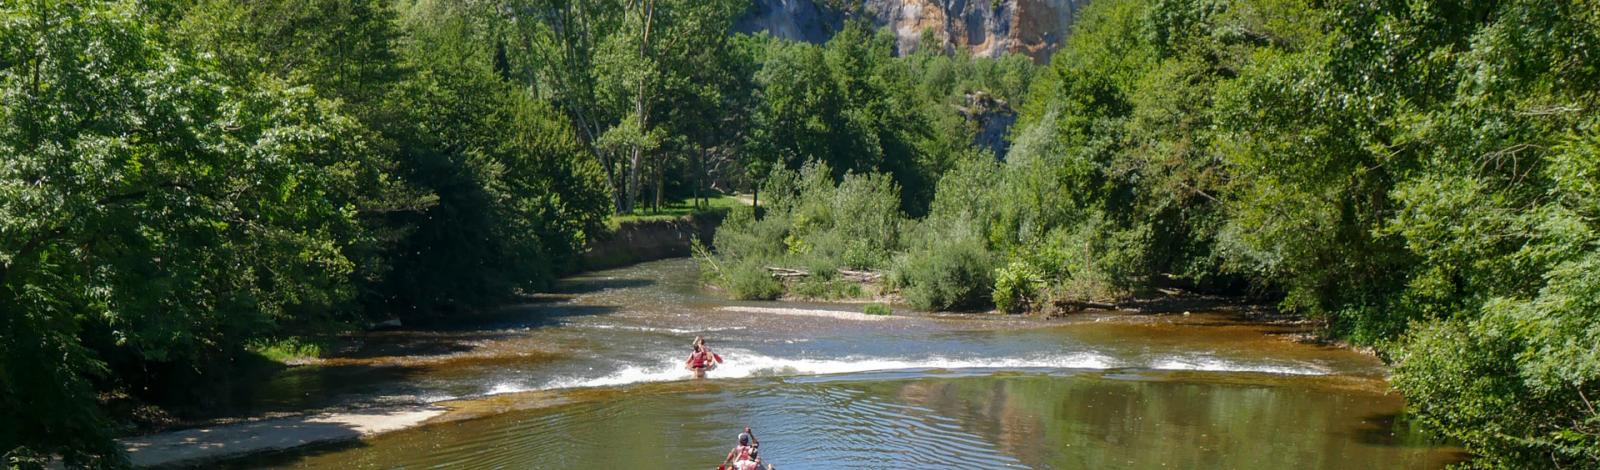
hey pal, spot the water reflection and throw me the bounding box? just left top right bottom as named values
left=221, top=259, right=1464, bottom=468
left=249, top=372, right=1463, bottom=469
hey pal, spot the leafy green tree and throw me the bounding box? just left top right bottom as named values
left=509, top=0, right=747, bottom=213
left=1, top=0, right=398, bottom=464
left=376, top=0, right=610, bottom=315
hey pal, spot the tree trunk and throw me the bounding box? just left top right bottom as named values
left=695, top=147, right=705, bottom=209
left=653, top=158, right=664, bottom=212
left=623, top=0, right=656, bottom=215
left=626, top=146, right=641, bottom=213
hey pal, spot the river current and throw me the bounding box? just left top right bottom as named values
left=234, top=258, right=1463, bottom=469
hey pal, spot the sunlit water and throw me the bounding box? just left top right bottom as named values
left=232, top=259, right=1464, bottom=469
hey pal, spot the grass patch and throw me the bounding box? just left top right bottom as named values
left=610, top=194, right=745, bottom=226
left=863, top=303, right=892, bottom=316
left=792, top=277, right=863, bottom=300
left=247, top=337, right=329, bottom=364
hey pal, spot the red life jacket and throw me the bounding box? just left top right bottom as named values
left=690, top=351, right=708, bottom=368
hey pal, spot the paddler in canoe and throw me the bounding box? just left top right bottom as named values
left=686, top=336, right=723, bottom=378
left=718, top=428, right=773, bottom=470
left=728, top=448, right=772, bottom=470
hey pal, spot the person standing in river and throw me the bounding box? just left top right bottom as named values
left=687, top=342, right=711, bottom=378
left=687, top=336, right=722, bottom=378
left=694, top=336, right=721, bottom=359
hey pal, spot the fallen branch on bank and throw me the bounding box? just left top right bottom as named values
left=764, top=266, right=884, bottom=282
left=765, top=267, right=810, bottom=278
left=1053, top=299, right=1120, bottom=312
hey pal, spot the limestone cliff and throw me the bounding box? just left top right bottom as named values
left=735, top=0, right=1087, bottom=62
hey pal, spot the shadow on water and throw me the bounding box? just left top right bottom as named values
left=223, top=363, right=430, bottom=417
left=1354, top=412, right=1454, bottom=447
left=209, top=435, right=372, bottom=470
left=434, top=304, right=620, bottom=331
left=217, top=304, right=621, bottom=418
left=554, top=276, right=656, bottom=295
left=214, top=444, right=369, bottom=470
left=1352, top=412, right=1473, bottom=465
left=335, top=331, right=520, bottom=358
left=128, top=415, right=374, bottom=466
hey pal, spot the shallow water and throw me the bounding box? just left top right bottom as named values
left=237, top=258, right=1464, bottom=468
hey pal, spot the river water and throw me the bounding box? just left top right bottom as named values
left=236, top=259, right=1463, bottom=469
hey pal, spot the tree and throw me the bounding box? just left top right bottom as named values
left=2, top=0, right=396, bottom=464
left=509, top=0, right=746, bottom=213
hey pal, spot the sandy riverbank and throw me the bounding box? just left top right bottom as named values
left=718, top=305, right=896, bottom=321
left=118, top=406, right=445, bottom=467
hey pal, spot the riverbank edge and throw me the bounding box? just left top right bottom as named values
left=116, top=406, right=446, bottom=468
left=574, top=211, right=725, bottom=272
left=115, top=257, right=1331, bottom=468
left=110, top=214, right=729, bottom=467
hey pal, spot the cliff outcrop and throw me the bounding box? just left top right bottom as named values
left=736, top=0, right=1087, bottom=62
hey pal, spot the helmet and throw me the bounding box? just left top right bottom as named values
left=738, top=433, right=751, bottom=445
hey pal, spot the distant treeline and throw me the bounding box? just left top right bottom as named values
left=704, top=0, right=1600, bottom=467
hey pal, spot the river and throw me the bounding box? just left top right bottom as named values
left=228, top=258, right=1463, bottom=468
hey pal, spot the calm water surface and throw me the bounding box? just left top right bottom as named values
left=237, top=259, right=1463, bottom=469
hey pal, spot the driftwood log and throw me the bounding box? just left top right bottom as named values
left=766, top=267, right=809, bottom=279
left=1053, top=299, right=1119, bottom=313
left=765, top=267, right=883, bottom=282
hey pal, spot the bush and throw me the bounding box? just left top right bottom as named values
left=713, top=206, right=790, bottom=262
left=722, top=261, right=784, bottom=300
left=993, top=259, right=1045, bottom=313
left=704, top=162, right=907, bottom=300
left=864, top=303, right=893, bottom=316
left=792, top=278, right=863, bottom=300
left=805, top=256, right=840, bottom=281
left=1393, top=254, right=1600, bottom=468
left=895, top=226, right=997, bottom=310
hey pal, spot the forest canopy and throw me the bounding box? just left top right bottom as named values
left=0, top=0, right=1027, bottom=466
left=703, top=0, right=1600, bottom=467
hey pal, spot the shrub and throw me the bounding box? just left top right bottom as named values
left=723, top=261, right=783, bottom=300
left=1393, top=254, right=1600, bottom=468
left=840, top=238, right=886, bottom=269
left=805, top=256, right=840, bottom=281
left=713, top=206, right=790, bottom=261
left=792, top=278, right=862, bottom=300
left=864, top=303, right=893, bottom=316
left=896, top=226, right=997, bottom=310
left=993, top=259, right=1045, bottom=313
left=704, top=162, right=908, bottom=300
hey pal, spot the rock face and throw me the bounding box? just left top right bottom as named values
left=735, top=0, right=1087, bottom=62
left=959, top=91, right=1018, bottom=157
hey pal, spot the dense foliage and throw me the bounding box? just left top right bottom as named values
left=5, top=0, right=1596, bottom=466
left=1, top=0, right=1032, bottom=464
left=701, top=24, right=1037, bottom=304
left=709, top=0, right=1600, bottom=466
left=707, top=162, right=906, bottom=300
left=1, top=0, right=612, bottom=466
